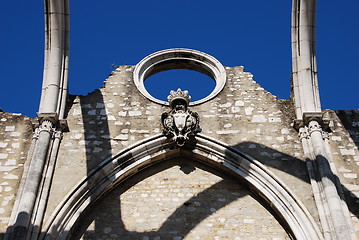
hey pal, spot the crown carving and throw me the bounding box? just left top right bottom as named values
left=167, top=88, right=191, bottom=108
left=162, top=89, right=200, bottom=146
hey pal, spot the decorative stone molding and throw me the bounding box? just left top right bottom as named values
left=297, top=121, right=327, bottom=141
left=322, top=131, right=330, bottom=140
left=54, top=130, right=63, bottom=140
left=293, top=112, right=330, bottom=132
left=31, top=112, right=68, bottom=132
left=133, top=48, right=226, bottom=106
left=37, top=112, right=58, bottom=124
left=31, top=113, right=57, bottom=130
left=38, top=120, right=55, bottom=135
left=308, top=120, right=323, bottom=135
left=161, top=89, right=201, bottom=146
left=303, top=112, right=330, bottom=129
left=32, top=128, right=41, bottom=140
left=298, top=127, right=309, bottom=140
left=42, top=134, right=324, bottom=240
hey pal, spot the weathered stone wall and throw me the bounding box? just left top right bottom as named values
left=1, top=65, right=358, bottom=238
left=71, top=158, right=290, bottom=240
left=0, top=113, right=32, bottom=234
left=45, top=65, right=318, bottom=238
left=328, top=110, right=359, bottom=234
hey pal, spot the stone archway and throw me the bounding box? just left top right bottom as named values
left=42, top=134, right=323, bottom=240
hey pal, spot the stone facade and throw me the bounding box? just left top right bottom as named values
left=4, top=0, right=358, bottom=238
left=73, top=158, right=290, bottom=240
left=1, top=61, right=358, bottom=239
left=45, top=66, right=317, bottom=239
left=46, top=65, right=317, bottom=229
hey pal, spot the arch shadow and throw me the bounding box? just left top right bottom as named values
left=71, top=158, right=276, bottom=239
left=41, top=134, right=323, bottom=240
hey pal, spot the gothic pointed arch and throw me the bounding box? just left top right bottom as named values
left=42, top=134, right=324, bottom=240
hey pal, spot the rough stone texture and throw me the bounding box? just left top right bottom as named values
left=0, top=113, right=32, bottom=234
left=1, top=65, right=358, bottom=238
left=46, top=65, right=318, bottom=237
left=329, top=110, right=359, bottom=235
left=72, top=158, right=290, bottom=240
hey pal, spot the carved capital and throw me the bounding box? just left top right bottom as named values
left=32, top=128, right=41, bottom=139
left=38, top=120, right=54, bottom=134
left=293, top=119, right=304, bottom=131
left=32, top=113, right=68, bottom=133
left=293, top=112, right=330, bottom=132
left=297, top=121, right=328, bottom=141
left=303, top=112, right=324, bottom=126
left=308, top=120, right=323, bottom=135
left=54, top=130, right=63, bottom=140
left=298, top=128, right=309, bottom=140
left=37, top=112, right=59, bottom=125
left=322, top=131, right=329, bottom=140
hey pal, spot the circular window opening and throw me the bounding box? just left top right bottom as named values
left=144, top=69, right=216, bottom=102
left=133, top=48, right=226, bottom=106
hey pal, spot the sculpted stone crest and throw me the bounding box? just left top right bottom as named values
left=161, top=89, right=201, bottom=146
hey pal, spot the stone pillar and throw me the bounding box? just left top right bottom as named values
left=295, top=113, right=356, bottom=240
left=39, top=0, right=69, bottom=116
left=5, top=1, right=69, bottom=239
left=308, top=119, right=352, bottom=239
left=8, top=120, right=54, bottom=240
left=291, top=0, right=321, bottom=118
left=291, top=1, right=356, bottom=239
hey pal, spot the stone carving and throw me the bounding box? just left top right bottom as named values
left=161, top=89, right=201, bottom=146
left=38, top=120, right=54, bottom=134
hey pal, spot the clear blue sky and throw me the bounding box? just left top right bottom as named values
left=1, top=1, right=358, bottom=118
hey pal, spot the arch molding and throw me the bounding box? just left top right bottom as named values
left=42, top=134, right=324, bottom=240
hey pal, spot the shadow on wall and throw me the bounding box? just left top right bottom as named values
left=80, top=90, right=113, bottom=170
left=5, top=212, right=30, bottom=240
left=3, top=103, right=359, bottom=240
left=235, top=142, right=359, bottom=223
left=70, top=158, right=291, bottom=240
left=326, top=110, right=359, bottom=219
left=65, top=140, right=359, bottom=239
left=80, top=89, right=113, bottom=239
left=59, top=89, right=359, bottom=239
left=336, top=110, right=359, bottom=149
left=66, top=138, right=305, bottom=239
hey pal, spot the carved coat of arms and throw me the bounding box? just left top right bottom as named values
left=161, top=89, right=201, bottom=146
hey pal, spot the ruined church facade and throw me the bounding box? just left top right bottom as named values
left=0, top=1, right=358, bottom=240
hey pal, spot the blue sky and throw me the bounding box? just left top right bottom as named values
left=1, top=0, right=358, bottom=118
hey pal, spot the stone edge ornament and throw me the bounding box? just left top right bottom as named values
left=161, top=89, right=201, bottom=146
